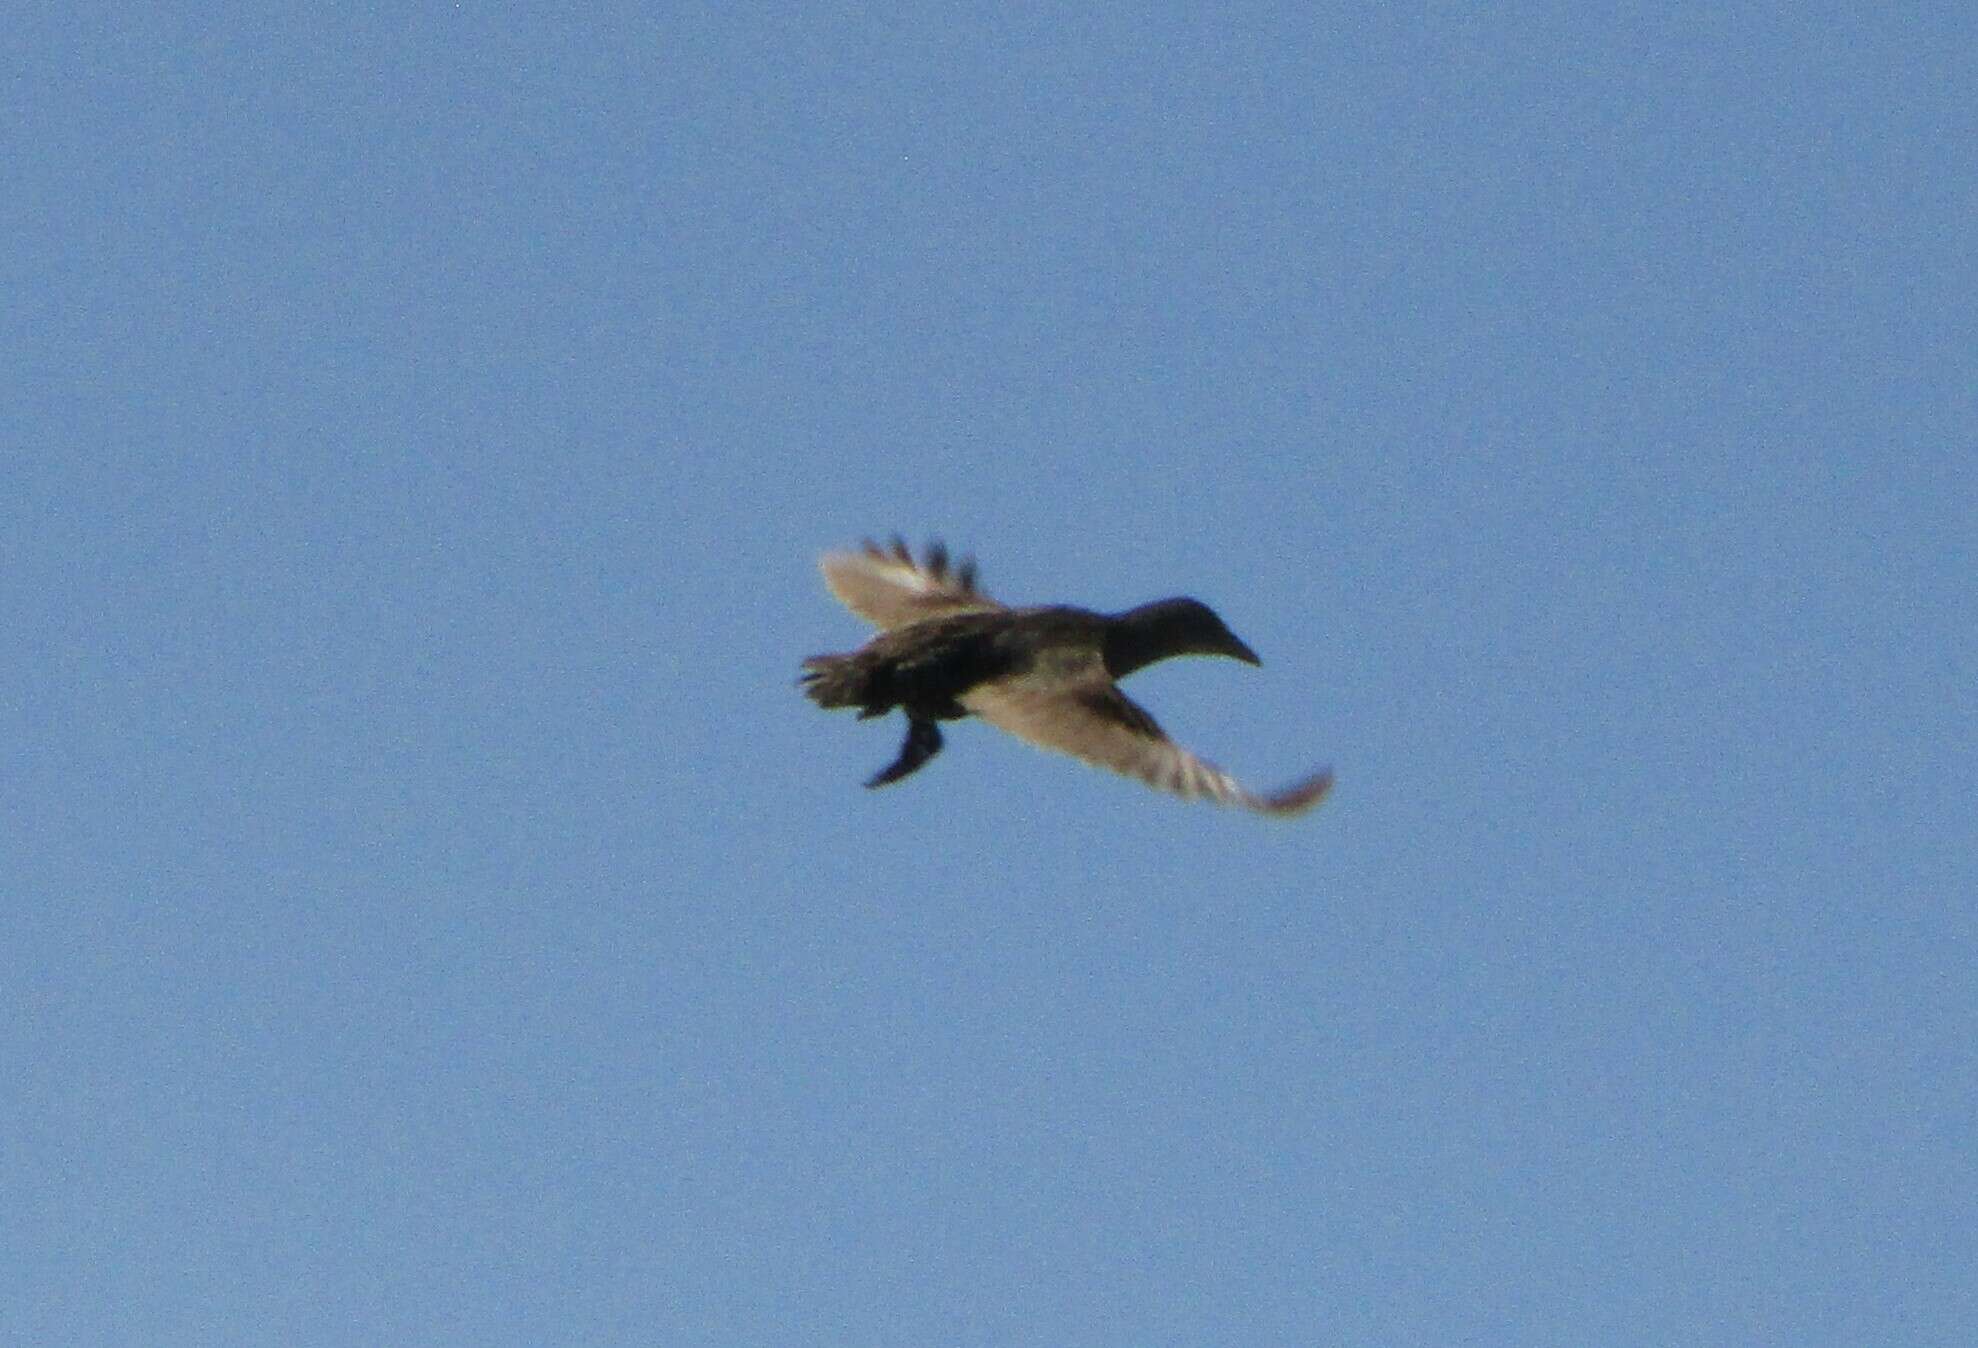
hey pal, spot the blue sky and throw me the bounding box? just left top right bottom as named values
left=5, top=5, right=1974, bottom=1343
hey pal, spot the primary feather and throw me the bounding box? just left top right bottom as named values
left=818, top=536, right=999, bottom=630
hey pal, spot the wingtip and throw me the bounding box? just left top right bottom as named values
left=1252, top=767, right=1334, bottom=816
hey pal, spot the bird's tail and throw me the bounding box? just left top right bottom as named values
left=799, top=653, right=884, bottom=715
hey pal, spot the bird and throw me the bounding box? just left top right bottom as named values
left=799, top=537, right=1332, bottom=815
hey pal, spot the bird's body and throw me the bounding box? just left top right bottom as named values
left=800, top=538, right=1332, bottom=815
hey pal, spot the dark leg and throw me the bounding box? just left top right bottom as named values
left=866, top=717, right=943, bottom=788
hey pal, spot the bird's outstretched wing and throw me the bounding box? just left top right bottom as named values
left=818, top=537, right=1003, bottom=630
left=961, top=655, right=1332, bottom=816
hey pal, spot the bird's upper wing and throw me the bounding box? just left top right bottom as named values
left=961, top=654, right=1333, bottom=816
left=819, top=538, right=1004, bottom=630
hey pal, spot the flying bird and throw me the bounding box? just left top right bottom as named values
left=800, top=538, right=1332, bottom=815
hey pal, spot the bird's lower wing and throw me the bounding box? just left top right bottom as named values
left=962, top=682, right=1332, bottom=817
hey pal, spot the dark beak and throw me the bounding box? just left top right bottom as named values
left=1223, top=633, right=1261, bottom=666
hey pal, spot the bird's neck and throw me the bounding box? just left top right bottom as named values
left=1101, top=601, right=1193, bottom=679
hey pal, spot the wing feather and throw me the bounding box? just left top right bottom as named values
left=962, top=662, right=1331, bottom=816
left=818, top=537, right=1002, bottom=630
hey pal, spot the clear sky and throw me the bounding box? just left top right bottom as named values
left=6, top=6, right=1974, bottom=1344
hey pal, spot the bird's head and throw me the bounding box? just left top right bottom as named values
left=1105, top=597, right=1260, bottom=676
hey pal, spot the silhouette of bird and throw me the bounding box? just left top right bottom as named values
left=800, top=538, right=1332, bottom=815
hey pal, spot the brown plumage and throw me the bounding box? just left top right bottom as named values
left=800, top=538, right=1332, bottom=816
